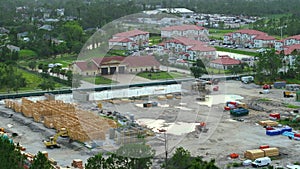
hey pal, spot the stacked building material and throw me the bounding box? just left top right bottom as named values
left=157, top=95, right=167, bottom=100
left=21, top=98, right=35, bottom=117
left=259, top=120, right=278, bottom=127
left=262, top=147, right=279, bottom=157
left=4, top=98, right=117, bottom=142
left=244, top=149, right=265, bottom=160
left=166, top=94, right=173, bottom=99
left=72, top=159, right=83, bottom=169
left=4, top=100, right=22, bottom=113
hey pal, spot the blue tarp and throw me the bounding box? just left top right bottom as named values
left=266, top=129, right=281, bottom=136
left=282, top=131, right=294, bottom=138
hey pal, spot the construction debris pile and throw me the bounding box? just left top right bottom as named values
left=4, top=98, right=117, bottom=142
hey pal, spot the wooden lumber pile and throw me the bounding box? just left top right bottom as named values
left=5, top=98, right=117, bottom=142
left=4, top=99, right=22, bottom=113
left=259, top=120, right=278, bottom=127
left=71, top=159, right=83, bottom=169
left=244, top=149, right=265, bottom=160
left=262, top=147, right=279, bottom=157
left=21, top=98, right=35, bottom=117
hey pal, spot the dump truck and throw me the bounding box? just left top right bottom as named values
left=43, top=128, right=68, bottom=149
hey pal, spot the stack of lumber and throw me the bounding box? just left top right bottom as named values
left=157, top=95, right=167, bottom=100
left=244, top=149, right=264, bottom=160
left=259, top=120, right=278, bottom=127
left=166, top=94, right=173, bottom=99
left=262, top=147, right=279, bottom=157
left=21, top=98, right=35, bottom=118
left=72, top=159, right=83, bottom=169
left=4, top=100, right=22, bottom=113
left=4, top=98, right=117, bottom=142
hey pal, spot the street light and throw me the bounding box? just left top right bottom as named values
left=158, top=129, right=168, bottom=167
left=279, top=25, right=287, bottom=40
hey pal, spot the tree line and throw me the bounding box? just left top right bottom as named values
left=1, top=137, right=219, bottom=169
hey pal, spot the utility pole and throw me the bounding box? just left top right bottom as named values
left=158, top=129, right=168, bottom=167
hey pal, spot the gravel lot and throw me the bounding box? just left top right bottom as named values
left=1, top=80, right=300, bottom=168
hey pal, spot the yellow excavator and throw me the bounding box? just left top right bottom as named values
left=43, top=128, right=68, bottom=149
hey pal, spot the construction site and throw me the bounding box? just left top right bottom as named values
left=1, top=78, right=300, bottom=168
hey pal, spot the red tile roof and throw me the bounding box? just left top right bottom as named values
left=158, top=42, right=165, bottom=46
left=255, top=34, right=275, bottom=40
left=109, top=37, right=133, bottom=42
left=124, top=55, right=160, bottom=68
left=92, top=56, right=125, bottom=66
left=285, top=34, right=300, bottom=41
left=165, top=36, right=204, bottom=46
left=161, top=25, right=206, bottom=31
left=75, top=56, right=160, bottom=71
left=188, top=44, right=215, bottom=52
left=283, top=44, right=300, bottom=55
left=113, top=29, right=149, bottom=37
left=74, top=61, right=98, bottom=71
left=235, top=29, right=267, bottom=36
left=224, top=32, right=234, bottom=36
left=211, top=55, right=241, bottom=65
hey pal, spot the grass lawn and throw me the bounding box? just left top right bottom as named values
left=83, top=76, right=116, bottom=85
left=0, top=69, right=65, bottom=93
left=137, top=71, right=189, bottom=80
left=19, top=49, right=37, bottom=59
left=215, top=46, right=257, bottom=56
left=209, top=29, right=237, bottom=40
left=149, top=36, right=162, bottom=45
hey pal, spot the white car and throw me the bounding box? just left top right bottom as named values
left=243, top=159, right=252, bottom=166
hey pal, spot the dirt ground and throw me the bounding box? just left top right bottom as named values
left=1, top=80, right=300, bottom=168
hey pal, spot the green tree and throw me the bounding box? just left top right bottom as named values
left=85, top=153, right=111, bottom=169
left=163, top=147, right=219, bottom=169
left=30, top=151, right=53, bottom=169
left=0, top=136, right=25, bottom=169
left=28, top=61, right=37, bottom=70
left=115, top=143, right=155, bottom=169
left=163, top=147, right=193, bottom=169
left=255, top=49, right=282, bottom=83
left=85, top=143, right=155, bottom=169
left=39, top=79, right=55, bottom=91
left=227, top=65, right=243, bottom=76
left=190, top=59, right=208, bottom=78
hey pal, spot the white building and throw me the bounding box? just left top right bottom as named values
left=108, top=30, right=149, bottom=50
left=163, top=36, right=216, bottom=61
left=161, top=24, right=209, bottom=40
left=223, top=29, right=275, bottom=48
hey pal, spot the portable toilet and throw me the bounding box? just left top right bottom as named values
left=296, top=90, right=300, bottom=102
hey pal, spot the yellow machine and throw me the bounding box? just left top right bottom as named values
left=43, top=128, right=68, bottom=149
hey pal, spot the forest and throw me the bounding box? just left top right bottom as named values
left=1, top=0, right=300, bottom=29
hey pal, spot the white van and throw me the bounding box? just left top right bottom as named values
left=241, top=76, right=254, bottom=84
left=252, top=157, right=271, bottom=167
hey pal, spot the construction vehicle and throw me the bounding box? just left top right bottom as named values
left=57, top=128, right=68, bottom=137
left=43, top=128, right=68, bottom=149
left=195, top=122, right=208, bottom=133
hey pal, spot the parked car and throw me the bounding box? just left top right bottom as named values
left=263, top=84, right=272, bottom=89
